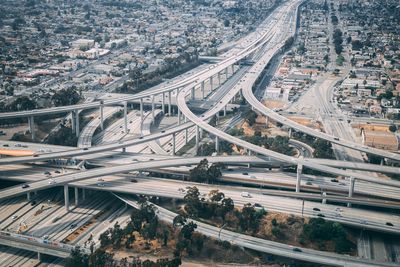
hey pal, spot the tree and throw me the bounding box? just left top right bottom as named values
left=52, top=86, right=81, bottom=106
left=244, top=110, right=258, bottom=126
left=223, top=19, right=230, bottom=27
left=389, top=125, right=397, bottom=132
left=65, top=247, right=88, bottom=267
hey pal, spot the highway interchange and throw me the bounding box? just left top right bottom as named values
left=0, top=0, right=399, bottom=266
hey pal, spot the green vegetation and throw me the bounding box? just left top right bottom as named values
left=188, top=159, right=222, bottom=184
left=52, top=86, right=81, bottom=107
left=336, top=54, right=345, bottom=66
left=333, top=29, right=343, bottom=55
left=301, top=218, right=355, bottom=253
left=243, top=110, right=258, bottom=126
left=181, top=187, right=266, bottom=234
left=243, top=134, right=293, bottom=156
left=46, top=125, right=78, bottom=146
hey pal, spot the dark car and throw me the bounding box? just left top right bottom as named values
left=317, top=213, right=325, bottom=218
left=130, top=179, right=138, bottom=183
left=242, top=172, right=249, bottom=175
left=22, top=184, right=30, bottom=189
left=386, top=222, right=394, bottom=227
left=70, top=224, right=77, bottom=229
left=3, top=144, right=9, bottom=147
left=30, top=201, right=37, bottom=206
left=293, top=248, right=302, bottom=252
left=331, top=179, right=339, bottom=183
left=313, top=208, right=321, bottom=212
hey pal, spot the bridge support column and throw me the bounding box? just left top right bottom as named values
left=195, top=125, right=199, bottom=153
left=296, top=163, right=303, bottom=193
left=172, top=133, right=176, bottom=155
left=191, top=87, right=195, bottom=100
left=322, top=191, right=327, bottom=204
left=161, top=92, right=165, bottom=113
left=265, top=116, right=269, bottom=126
left=231, top=64, right=234, bottom=74
left=123, top=101, right=128, bottom=133
left=74, top=187, right=79, bottom=206
left=177, top=108, right=181, bottom=125
left=74, top=110, right=80, bottom=137
left=184, top=117, right=188, bottom=144
left=225, top=67, right=228, bottom=79
left=215, top=136, right=219, bottom=153
left=82, top=189, right=86, bottom=201
left=64, top=185, right=69, bottom=212
left=210, top=76, right=214, bottom=91
left=99, top=102, right=104, bottom=130
left=347, top=177, right=355, bottom=208
left=28, top=116, right=35, bottom=140
left=27, top=192, right=31, bottom=201
left=168, top=91, right=172, bottom=115
left=71, top=112, right=75, bottom=133
left=140, top=98, right=144, bottom=122
left=223, top=105, right=227, bottom=116
left=37, top=252, right=42, bottom=262
left=151, top=95, right=155, bottom=120
left=201, top=81, right=205, bottom=99
left=217, top=72, right=221, bottom=86
left=288, top=128, right=292, bottom=138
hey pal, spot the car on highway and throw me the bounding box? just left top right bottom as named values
left=11, top=215, right=18, bottom=221
left=178, top=188, right=186, bottom=193
left=242, top=172, right=249, bottom=175
left=97, top=183, right=106, bottom=187
left=44, top=171, right=51, bottom=176
left=317, top=213, right=325, bottom=218
left=2, top=144, right=9, bottom=147
left=386, top=222, right=394, bottom=227
left=70, top=224, right=77, bottom=229
left=254, top=203, right=263, bottom=208
left=42, top=235, right=49, bottom=240
left=331, top=178, right=338, bottom=183
left=292, top=248, right=302, bottom=252
left=241, top=192, right=251, bottom=198
left=48, top=179, right=56, bottom=185
left=21, top=184, right=30, bottom=189
left=313, top=208, right=321, bottom=212
left=55, top=170, right=61, bottom=174
left=30, top=201, right=36, bottom=206
left=130, top=179, right=138, bottom=183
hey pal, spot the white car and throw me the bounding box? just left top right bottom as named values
left=241, top=192, right=252, bottom=198
left=48, top=179, right=56, bottom=185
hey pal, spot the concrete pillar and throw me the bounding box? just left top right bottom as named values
left=75, top=110, right=80, bottom=137
left=322, top=191, right=327, bottom=204
left=177, top=108, right=181, bottom=125
left=265, top=116, right=269, bottom=126
left=184, top=117, right=188, bottom=144
left=296, top=163, right=303, bottom=193
left=151, top=95, right=155, bottom=120
left=168, top=91, right=172, bottom=115
left=195, top=125, right=199, bottom=153
left=210, top=76, right=214, bottom=91
left=37, top=252, right=42, bottom=262
left=231, top=64, right=234, bottom=74
left=348, top=177, right=355, bottom=207
left=225, top=67, right=228, bottom=79
left=27, top=192, right=31, bottom=201
left=201, top=81, right=205, bottom=99
left=172, top=133, right=176, bottom=155
left=82, top=189, right=86, bottom=201
left=162, top=92, right=165, bottom=113
left=218, top=72, right=221, bottom=86
left=223, top=105, right=227, bottom=116
left=99, top=103, right=104, bottom=130
left=191, top=87, right=195, bottom=100
left=215, top=136, right=219, bottom=153
left=140, top=98, right=144, bottom=122
left=28, top=116, right=35, bottom=140
left=74, top=187, right=79, bottom=206
left=123, top=101, right=128, bottom=133
left=64, top=184, right=69, bottom=211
